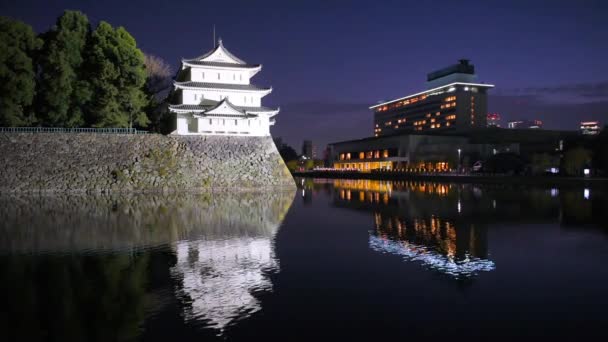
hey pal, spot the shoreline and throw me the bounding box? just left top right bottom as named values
left=292, top=171, right=608, bottom=187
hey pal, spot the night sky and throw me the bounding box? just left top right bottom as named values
left=2, top=0, right=607, bottom=151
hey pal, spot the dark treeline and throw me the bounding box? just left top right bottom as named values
left=0, top=11, right=173, bottom=132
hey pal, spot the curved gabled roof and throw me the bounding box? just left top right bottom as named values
left=173, top=81, right=271, bottom=93
left=184, top=38, right=247, bottom=65
left=169, top=99, right=279, bottom=117
left=182, top=60, right=261, bottom=70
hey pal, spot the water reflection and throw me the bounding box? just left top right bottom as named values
left=300, top=178, right=607, bottom=279
left=329, top=179, right=494, bottom=278
left=0, top=191, right=295, bottom=339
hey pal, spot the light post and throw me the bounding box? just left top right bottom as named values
left=457, top=148, right=462, bottom=173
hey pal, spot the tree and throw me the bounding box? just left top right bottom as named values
left=0, top=17, right=42, bottom=126
left=286, top=160, right=299, bottom=172
left=36, top=11, right=90, bottom=127
left=276, top=142, right=298, bottom=162
left=592, top=129, right=608, bottom=176
left=84, top=22, right=149, bottom=128
left=530, top=153, right=559, bottom=175
left=563, top=147, right=592, bottom=176
left=143, top=54, right=172, bottom=132
left=483, top=153, right=526, bottom=175
left=143, top=54, right=172, bottom=99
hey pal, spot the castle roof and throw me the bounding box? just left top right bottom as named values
left=183, top=38, right=248, bottom=65
left=169, top=99, right=279, bottom=117
left=173, top=81, right=271, bottom=92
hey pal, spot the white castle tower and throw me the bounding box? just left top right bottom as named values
left=169, top=39, right=279, bottom=136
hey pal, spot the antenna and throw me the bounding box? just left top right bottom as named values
left=213, top=24, right=216, bottom=48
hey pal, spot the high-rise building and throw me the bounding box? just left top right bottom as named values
left=487, top=113, right=501, bottom=127
left=302, top=140, right=313, bottom=159
left=507, top=120, right=543, bottom=129
left=370, top=60, right=494, bottom=136
left=580, top=121, right=601, bottom=135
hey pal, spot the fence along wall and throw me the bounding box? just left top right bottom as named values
left=0, top=133, right=295, bottom=192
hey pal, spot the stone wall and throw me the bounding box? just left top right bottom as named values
left=0, top=133, right=295, bottom=192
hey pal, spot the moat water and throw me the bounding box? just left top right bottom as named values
left=1, top=179, right=607, bottom=340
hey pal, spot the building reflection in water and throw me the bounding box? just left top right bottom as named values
left=0, top=190, right=295, bottom=338
left=332, top=179, right=495, bottom=278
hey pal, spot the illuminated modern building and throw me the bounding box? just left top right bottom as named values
left=487, top=113, right=501, bottom=127
left=169, top=39, right=279, bottom=136
left=580, top=121, right=601, bottom=135
left=507, top=119, right=543, bottom=129
left=329, top=133, right=518, bottom=172
left=302, top=140, right=313, bottom=159
left=371, top=60, right=494, bottom=136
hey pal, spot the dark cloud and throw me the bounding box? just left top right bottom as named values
left=496, top=81, right=608, bottom=102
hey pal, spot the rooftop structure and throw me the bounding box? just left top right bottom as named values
left=580, top=121, right=601, bottom=135
left=169, top=39, right=279, bottom=136
left=507, top=120, right=543, bottom=129
left=487, top=113, right=501, bottom=127
left=426, top=59, right=477, bottom=89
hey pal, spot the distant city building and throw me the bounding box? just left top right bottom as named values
left=580, top=121, right=601, bottom=135
left=507, top=120, right=543, bottom=129
left=370, top=59, right=494, bottom=136
left=487, top=113, right=501, bottom=127
left=169, top=39, right=279, bottom=136
left=302, top=140, right=313, bottom=159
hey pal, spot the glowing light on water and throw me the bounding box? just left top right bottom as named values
left=584, top=188, right=590, bottom=200
left=369, top=235, right=495, bottom=278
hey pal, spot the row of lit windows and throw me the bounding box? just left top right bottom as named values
left=375, top=94, right=429, bottom=112
left=440, top=102, right=456, bottom=109
left=446, top=114, right=456, bottom=120
left=470, top=96, right=475, bottom=125
left=339, top=150, right=390, bottom=160
left=444, top=96, right=456, bottom=102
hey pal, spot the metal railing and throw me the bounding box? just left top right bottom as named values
left=0, top=127, right=149, bottom=134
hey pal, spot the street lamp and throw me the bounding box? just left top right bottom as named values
left=457, top=148, right=462, bottom=172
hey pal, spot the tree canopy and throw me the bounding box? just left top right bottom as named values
left=84, top=22, right=149, bottom=128
left=36, top=10, right=90, bottom=127
left=0, top=17, right=42, bottom=126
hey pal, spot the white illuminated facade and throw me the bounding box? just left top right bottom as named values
left=172, top=237, right=278, bottom=330
left=170, top=39, right=279, bottom=136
